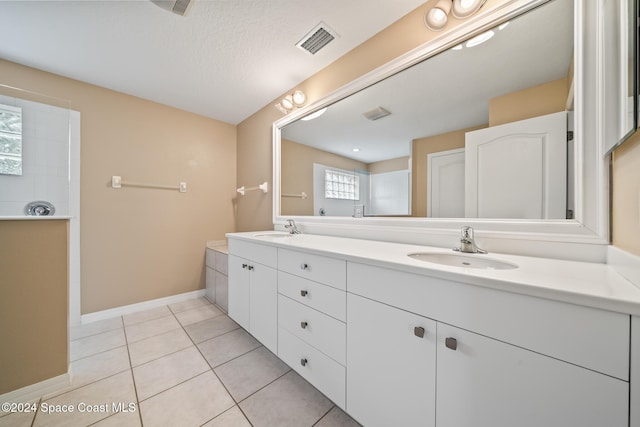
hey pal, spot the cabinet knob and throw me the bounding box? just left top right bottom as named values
left=414, top=326, right=425, bottom=338
left=445, top=337, right=458, bottom=351
left=300, top=290, right=308, bottom=297
left=300, top=263, right=309, bottom=270
left=300, top=358, right=308, bottom=367
left=248, top=265, right=254, bottom=271
left=242, top=263, right=248, bottom=269
left=300, top=321, right=308, bottom=329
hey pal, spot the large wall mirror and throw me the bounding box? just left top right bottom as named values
left=273, top=0, right=621, bottom=246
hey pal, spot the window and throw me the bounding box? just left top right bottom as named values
left=0, top=104, right=22, bottom=176
left=325, top=169, right=359, bottom=200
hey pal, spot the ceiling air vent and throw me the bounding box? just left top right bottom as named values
left=363, top=107, right=391, bottom=121
left=296, top=22, right=339, bottom=55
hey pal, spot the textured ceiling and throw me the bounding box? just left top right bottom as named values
left=0, top=0, right=426, bottom=124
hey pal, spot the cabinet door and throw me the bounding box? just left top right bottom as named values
left=347, top=293, right=436, bottom=427
left=436, top=323, right=629, bottom=427
left=228, top=255, right=250, bottom=330
left=249, top=263, right=278, bottom=353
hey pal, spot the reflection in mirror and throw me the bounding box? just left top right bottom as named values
left=280, top=0, right=574, bottom=220
left=0, top=104, right=22, bottom=176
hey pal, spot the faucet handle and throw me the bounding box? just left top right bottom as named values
left=461, top=226, right=473, bottom=241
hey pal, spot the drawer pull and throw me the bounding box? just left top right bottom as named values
left=300, top=358, right=308, bottom=367
left=414, top=326, right=425, bottom=338
left=300, top=321, right=308, bottom=329
left=445, top=337, right=458, bottom=351
left=300, top=263, right=309, bottom=270
left=300, top=290, right=308, bottom=297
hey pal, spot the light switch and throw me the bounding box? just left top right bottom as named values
left=179, top=182, right=187, bottom=193
left=112, top=176, right=122, bottom=189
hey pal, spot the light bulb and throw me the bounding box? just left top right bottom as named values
left=281, top=96, right=294, bottom=110
left=292, top=90, right=306, bottom=107
left=425, top=0, right=452, bottom=31
left=452, top=0, right=486, bottom=19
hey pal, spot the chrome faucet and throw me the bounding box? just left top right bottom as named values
left=285, top=219, right=301, bottom=234
left=454, top=226, right=487, bottom=254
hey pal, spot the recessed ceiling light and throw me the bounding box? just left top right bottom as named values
left=452, top=44, right=463, bottom=50
left=301, top=107, right=327, bottom=121
left=466, top=30, right=495, bottom=48
left=499, top=22, right=509, bottom=30
left=353, top=148, right=360, bottom=152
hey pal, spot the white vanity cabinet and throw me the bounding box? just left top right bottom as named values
left=228, top=239, right=278, bottom=353
left=436, top=323, right=628, bottom=427
left=346, top=261, right=631, bottom=427
left=347, top=293, right=436, bottom=427
left=227, top=234, right=637, bottom=427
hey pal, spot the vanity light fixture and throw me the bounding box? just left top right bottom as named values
left=275, top=90, right=307, bottom=114
left=425, top=0, right=452, bottom=31
left=425, top=0, right=487, bottom=32
left=452, top=0, right=488, bottom=19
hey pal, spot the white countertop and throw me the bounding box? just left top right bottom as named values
left=227, top=231, right=640, bottom=316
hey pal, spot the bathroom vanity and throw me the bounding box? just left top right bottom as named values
left=227, top=232, right=640, bottom=427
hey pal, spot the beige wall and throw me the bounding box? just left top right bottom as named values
left=281, top=139, right=367, bottom=216
left=0, top=59, right=237, bottom=314
left=368, top=156, right=411, bottom=175
left=0, top=220, right=68, bottom=395
left=489, top=77, right=569, bottom=126
left=612, top=134, right=640, bottom=255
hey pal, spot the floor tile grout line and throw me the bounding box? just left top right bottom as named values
left=312, top=405, right=337, bottom=427
left=69, top=324, right=124, bottom=343
left=120, top=315, right=144, bottom=427
left=176, top=305, right=256, bottom=427
left=198, top=404, right=251, bottom=427
left=234, top=365, right=293, bottom=405
left=68, top=343, right=128, bottom=364
left=28, top=397, right=41, bottom=427
left=136, top=369, right=213, bottom=405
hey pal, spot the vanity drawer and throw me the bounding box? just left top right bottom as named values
left=278, top=327, right=346, bottom=409
left=278, top=248, right=346, bottom=290
left=278, top=294, right=346, bottom=365
left=347, top=261, right=630, bottom=380
left=228, top=239, right=277, bottom=268
left=278, top=271, right=346, bottom=321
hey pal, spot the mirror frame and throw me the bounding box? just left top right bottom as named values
left=273, top=0, right=611, bottom=250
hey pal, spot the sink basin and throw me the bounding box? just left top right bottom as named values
left=408, top=252, right=518, bottom=270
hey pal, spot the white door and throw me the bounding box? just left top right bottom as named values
left=427, top=148, right=465, bottom=218
left=347, top=293, right=436, bottom=427
left=249, top=263, right=278, bottom=353
left=436, top=323, right=629, bottom=427
left=465, top=111, right=567, bottom=219
left=228, top=255, right=250, bottom=330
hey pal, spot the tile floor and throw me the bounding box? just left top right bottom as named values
left=0, top=297, right=360, bottom=427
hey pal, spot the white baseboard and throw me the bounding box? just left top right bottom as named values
left=0, top=373, right=70, bottom=404
left=608, top=246, right=640, bottom=289
left=80, top=289, right=206, bottom=324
